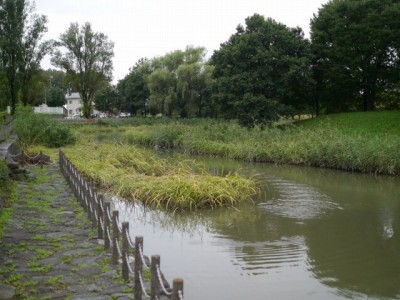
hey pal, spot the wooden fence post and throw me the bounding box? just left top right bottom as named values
left=89, top=184, right=97, bottom=228
left=135, top=236, right=143, bottom=300
left=171, top=279, right=184, bottom=300
left=112, top=210, right=120, bottom=265
left=104, top=201, right=111, bottom=250
left=122, top=222, right=129, bottom=282
left=40, top=151, right=43, bottom=169
left=151, top=255, right=160, bottom=300
left=97, top=194, right=104, bottom=239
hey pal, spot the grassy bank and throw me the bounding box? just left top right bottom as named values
left=87, top=111, right=400, bottom=175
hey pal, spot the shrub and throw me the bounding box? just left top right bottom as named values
left=14, top=106, right=76, bottom=148
left=0, top=160, right=9, bottom=188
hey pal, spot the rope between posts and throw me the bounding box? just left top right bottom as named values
left=116, top=216, right=123, bottom=233
left=125, top=253, right=134, bottom=274
left=106, top=208, right=112, bottom=222
left=6, top=151, right=22, bottom=158
left=139, top=247, right=150, bottom=269
left=115, top=239, right=122, bottom=256
left=125, top=230, right=135, bottom=248
left=138, top=271, right=151, bottom=299
left=24, top=152, right=41, bottom=160
left=88, top=201, right=93, bottom=213
left=156, top=264, right=172, bottom=296
left=94, top=210, right=98, bottom=221
left=100, top=219, right=105, bottom=231
left=99, top=199, right=104, bottom=212
left=107, top=228, right=112, bottom=243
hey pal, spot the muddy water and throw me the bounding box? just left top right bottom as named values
left=115, top=159, right=400, bottom=300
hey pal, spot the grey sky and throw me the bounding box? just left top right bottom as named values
left=35, top=0, right=329, bottom=83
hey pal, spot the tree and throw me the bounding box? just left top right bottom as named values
left=118, top=58, right=151, bottom=116
left=0, top=0, right=25, bottom=115
left=0, top=0, right=50, bottom=113
left=311, top=0, right=400, bottom=112
left=94, top=84, right=118, bottom=114
left=52, top=22, right=114, bottom=118
left=146, top=46, right=213, bottom=117
left=211, top=14, right=313, bottom=127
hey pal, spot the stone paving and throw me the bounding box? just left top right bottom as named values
left=0, top=163, right=135, bottom=300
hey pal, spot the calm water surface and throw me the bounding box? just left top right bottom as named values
left=114, top=159, right=400, bottom=300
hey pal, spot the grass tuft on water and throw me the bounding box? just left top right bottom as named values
left=62, top=141, right=257, bottom=210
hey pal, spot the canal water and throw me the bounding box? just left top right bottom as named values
left=115, top=158, right=400, bottom=300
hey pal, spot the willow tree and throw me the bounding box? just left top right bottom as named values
left=52, top=22, right=114, bottom=118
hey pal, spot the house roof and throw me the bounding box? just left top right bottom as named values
left=66, top=92, right=81, bottom=100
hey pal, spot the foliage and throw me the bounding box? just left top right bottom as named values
left=119, top=46, right=214, bottom=118
left=117, top=58, right=151, bottom=116
left=83, top=112, right=400, bottom=176
left=0, top=0, right=51, bottom=113
left=13, top=106, right=75, bottom=148
left=0, top=160, right=10, bottom=188
left=46, top=86, right=66, bottom=107
left=52, top=22, right=114, bottom=118
left=211, top=14, right=313, bottom=127
left=94, top=85, right=117, bottom=114
left=63, top=141, right=257, bottom=210
left=311, top=0, right=400, bottom=113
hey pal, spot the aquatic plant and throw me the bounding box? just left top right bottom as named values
left=63, top=141, right=257, bottom=210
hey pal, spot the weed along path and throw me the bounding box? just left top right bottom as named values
left=0, top=164, right=136, bottom=300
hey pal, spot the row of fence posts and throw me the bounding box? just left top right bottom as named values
left=58, top=150, right=184, bottom=300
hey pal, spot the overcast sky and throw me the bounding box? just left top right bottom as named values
left=35, top=0, right=329, bottom=83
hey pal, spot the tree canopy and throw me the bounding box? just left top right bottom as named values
left=311, top=0, right=400, bottom=112
left=211, top=14, right=313, bottom=127
left=52, top=22, right=114, bottom=118
left=0, top=0, right=50, bottom=113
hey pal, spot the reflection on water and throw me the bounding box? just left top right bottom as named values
left=258, top=177, right=342, bottom=220
left=114, top=158, right=400, bottom=300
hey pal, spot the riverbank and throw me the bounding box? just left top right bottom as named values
left=88, top=110, right=400, bottom=176
left=0, top=164, right=135, bottom=299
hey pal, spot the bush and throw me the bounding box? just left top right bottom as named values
left=0, top=160, right=9, bottom=188
left=14, top=106, right=76, bottom=148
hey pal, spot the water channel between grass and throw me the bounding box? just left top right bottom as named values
left=113, top=157, right=400, bottom=300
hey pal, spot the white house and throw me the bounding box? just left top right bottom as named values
left=64, top=92, right=100, bottom=118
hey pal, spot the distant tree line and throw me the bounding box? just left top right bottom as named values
left=115, top=0, right=400, bottom=127
left=1, top=0, right=399, bottom=125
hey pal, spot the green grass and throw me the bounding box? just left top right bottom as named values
left=71, top=111, right=400, bottom=176
left=297, top=111, right=400, bottom=136
left=62, top=141, right=257, bottom=210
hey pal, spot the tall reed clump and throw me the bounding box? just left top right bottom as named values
left=62, top=141, right=257, bottom=210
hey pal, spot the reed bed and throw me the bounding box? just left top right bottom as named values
left=87, top=112, right=400, bottom=176
left=62, top=141, right=257, bottom=210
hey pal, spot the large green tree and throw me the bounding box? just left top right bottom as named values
left=211, top=14, right=313, bottom=127
left=0, top=0, right=50, bottom=113
left=52, top=22, right=114, bottom=118
left=311, top=0, right=400, bottom=112
left=118, top=58, right=151, bottom=116
left=146, top=46, right=213, bottom=117
left=0, top=0, right=24, bottom=114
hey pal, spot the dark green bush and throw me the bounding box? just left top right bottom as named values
left=0, top=160, right=9, bottom=188
left=14, top=106, right=76, bottom=148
